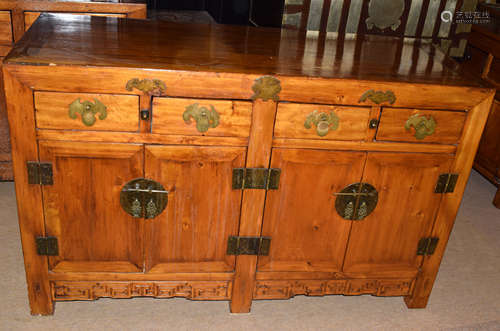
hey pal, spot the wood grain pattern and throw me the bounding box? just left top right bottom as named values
left=343, top=153, right=453, bottom=275
left=0, top=45, right=10, bottom=56
left=275, top=103, right=372, bottom=141
left=39, top=141, right=144, bottom=273
left=144, top=145, right=246, bottom=273
left=152, top=98, right=252, bottom=137
left=0, top=11, right=12, bottom=43
left=24, top=12, right=126, bottom=31
left=254, top=279, right=414, bottom=299
left=35, top=92, right=139, bottom=132
left=376, top=108, right=467, bottom=144
left=258, top=149, right=366, bottom=272
left=52, top=281, right=232, bottom=301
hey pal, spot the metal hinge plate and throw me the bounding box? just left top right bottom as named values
left=232, top=168, right=281, bottom=190
left=36, top=236, right=59, bottom=256
left=27, top=162, right=53, bottom=185
left=417, top=237, right=439, bottom=256
left=435, top=173, right=459, bottom=193
left=227, top=236, right=271, bottom=256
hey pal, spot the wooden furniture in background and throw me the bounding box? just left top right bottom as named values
left=3, top=14, right=493, bottom=315
left=462, top=3, right=500, bottom=208
left=0, top=0, right=147, bottom=181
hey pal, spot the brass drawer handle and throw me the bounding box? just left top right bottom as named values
left=304, top=110, right=339, bottom=137
left=405, top=114, right=436, bottom=140
left=359, top=90, right=396, bottom=105
left=120, top=178, right=168, bottom=219
left=183, top=103, right=220, bottom=133
left=68, top=98, right=107, bottom=127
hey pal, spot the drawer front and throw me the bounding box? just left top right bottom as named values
left=0, top=11, right=12, bottom=44
left=0, top=45, right=11, bottom=57
left=35, top=92, right=139, bottom=132
left=275, top=103, right=371, bottom=140
left=376, top=108, right=467, bottom=144
left=152, top=98, right=252, bottom=137
left=25, top=12, right=127, bottom=31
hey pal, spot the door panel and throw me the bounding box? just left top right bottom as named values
left=258, top=148, right=366, bottom=272
left=343, top=152, right=453, bottom=274
left=144, top=145, right=246, bottom=273
left=39, top=141, right=144, bottom=273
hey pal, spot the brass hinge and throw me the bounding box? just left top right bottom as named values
left=27, top=162, right=53, bottom=185
left=417, top=237, right=439, bottom=256
left=232, top=168, right=281, bottom=190
left=35, top=236, right=59, bottom=256
left=435, top=173, right=459, bottom=193
left=226, top=236, right=271, bottom=256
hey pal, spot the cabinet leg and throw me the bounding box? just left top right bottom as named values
left=230, top=256, right=256, bottom=313
left=26, top=279, right=54, bottom=315
left=493, top=187, right=500, bottom=209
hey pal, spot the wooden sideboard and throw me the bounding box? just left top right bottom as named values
left=0, top=0, right=146, bottom=181
left=3, top=14, right=494, bottom=315
left=463, top=4, right=500, bottom=208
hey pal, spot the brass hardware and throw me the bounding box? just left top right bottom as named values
left=304, top=110, right=340, bottom=137
left=27, top=162, right=53, bottom=185
left=126, top=78, right=166, bottom=96
left=120, top=178, right=168, bottom=219
left=251, top=76, right=281, bottom=101
left=226, top=236, right=271, bottom=256
left=359, top=90, right=396, bottom=105
left=369, top=119, right=379, bottom=129
left=183, top=103, right=220, bottom=133
left=232, top=168, right=281, bottom=190
left=405, top=114, right=436, bottom=140
left=417, top=237, right=439, bottom=256
left=140, top=109, right=150, bottom=120
left=366, top=0, right=405, bottom=31
left=69, top=98, right=107, bottom=127
left=435, top=173, right=459, bottom=194
left=36, top=237, right=58, bottom=256
left=334, top=183, right=378, bottom=220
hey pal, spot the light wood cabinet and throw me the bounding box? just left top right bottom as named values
left=2, top=15, right=494, bottom=315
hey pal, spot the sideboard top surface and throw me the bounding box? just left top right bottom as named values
left=4, top=13, right=481, bottom=87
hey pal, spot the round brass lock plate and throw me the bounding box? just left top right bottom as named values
left=120, top=178, right=168, bottom=219
left=335, top=183, right=378, bottom=220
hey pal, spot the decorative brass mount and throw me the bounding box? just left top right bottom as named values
left=251, top=76, right=281, bottom=101
left=334, top=183, right=378, bottom=220
left=183, top=103, right=220, bottom=133
left=359, top=90, right=396, bottom=105
left=68, top=98, right=107, bottom=126
left=304, top=110, right=340, bottom=137
left=227, top=236, right=271, bottom=256
left=120, top=178, right=168, bottom=219
left=125, top=78, right=166, bottom=96
left=405, top=114, right=436, bottom=140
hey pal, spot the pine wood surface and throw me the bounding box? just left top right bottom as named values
left=0, top=11, right=12, bottom=43
left=2, top=15, right=495, bottom=315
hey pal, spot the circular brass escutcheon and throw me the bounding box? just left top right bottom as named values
left=335, top=183, right=378, bottom=220
left=120, top=178, right=168, bottom=219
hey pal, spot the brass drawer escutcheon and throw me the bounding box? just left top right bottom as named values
left=405, top=114, right=436, bottom=140
left=120, top=178, right=168, bottom=219
left=304, top=110, right=339, bottom=137
left=68, top=98, right=107, bottom=126
left=334, top=183, right=378, bottom=220
left=359, top=90, right=396, bottom=105
left=183, top=103, right=220, bottom=133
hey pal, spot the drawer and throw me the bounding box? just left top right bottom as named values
left=0, top=45, right=11, bottom=57
left=152, top=98, right=252, bottom=137
left=0, top=11, right=12, bottom=44
left=376, top=108, right=467, bottom=144
left=275, top=103, right=371, bottom=140
left=25, top=12, right=127, bottom=31
left=34, top=92, right=139, bottom=131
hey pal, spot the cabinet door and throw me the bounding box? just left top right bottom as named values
left=343, top=153, right=454, bottom=275
left=144, top=145, right=246, bottom=273
left=39, top=141, right=144, bottom=273
left=258, top=148, right=366, bottom=273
